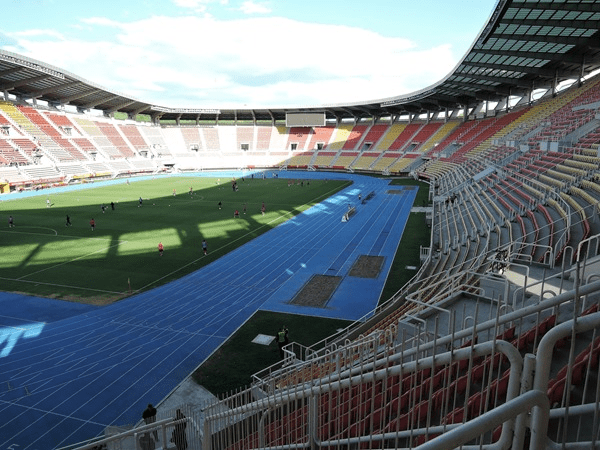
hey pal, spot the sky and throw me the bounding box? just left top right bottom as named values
left=0, top=0, right=498, bottom=109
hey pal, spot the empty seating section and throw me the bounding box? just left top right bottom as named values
left=73, top=117, right=103, bottom=137
left=85, top=162, right=111, bottom=174
left=0, top=166, right=28, bottom=184
left=331, top=152, right=359, bottom=169
left=351, top=152, right=380, bottom=170
left=96, top=122, right=136, bottom=158
left=0, top=113, right=12, bottom=126
left=236, top=126, right=255, bottom=152
left=160, top=127, right=189, bottom=155
left=3, top=104, right=80, bottom=162
left=286, top=127, right=311, bottom=151
left=140, top=127, right=171, bottom=156
left=387, top=155, right=417, bottom=174
left=433, top=121, right=478, bottom=154
left=180, top=127, right=202, bottom=150
left=458, top=109, right=529, bottom=162
left=420, top=121, right=460, bottom=154
left=58, top=163, right=90, bottom=176
left=107, top=159, right=133, bottom=172
left=341, top=125, right=368, bottom=150
left=20, top=165, right=63, bottom=183
left=307, top=126, right=335, bottom=150
left=515, top=77, right=600, bottom=146
left=74, top=117, right=125, bottom=159
left=255, top=126, right=273, bottom=150
left=409, top=122, right=443, bottom=152
left=42, top=112, right=79, bottom=131
left=377, top=123, right=406, bottom=150
left=120, top=124, right=150, bottom=151
left=286, top=152, right=313, bottom=168
left=269, top=125, right=289, bottom=150
left=358, top=124, right=388, bottom=150
left=11, top=138, right=38, bottom=159
left=571, top=124, right=600, bottom=153
left=388, top=123, right=420, bottom=151
left=0, top=139, right=29, bottom=165
left=71, top=138, right=97, bottom=154
left=370, top=152, right=401, bottom=172
left=313, top=151, right=337, bottom=168
left=327, top=124, right=353, bottom=150
left=130, top=159, right=156, bottom=171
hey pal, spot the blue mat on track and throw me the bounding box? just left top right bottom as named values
left=0, top=172, right=418, bottom=449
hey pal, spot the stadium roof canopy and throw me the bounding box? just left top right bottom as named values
left=2, top=0, right=600, bottom=123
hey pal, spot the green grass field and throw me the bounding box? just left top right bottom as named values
left=0, top=176, right=350, bottom=304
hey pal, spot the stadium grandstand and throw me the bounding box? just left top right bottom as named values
left=3, top=0, right=600, bottom=449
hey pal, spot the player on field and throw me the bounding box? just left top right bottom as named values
left=8, top=215, right=14, bottom=227
left=234, top=209, right=239, bottom=218
left=202, top=239, right=208, bottom=255
left=66, top=215, right=72, bottom=227
left=90, top=218, right=95, bottom=231
left=158, top=242, right=164, bottom=256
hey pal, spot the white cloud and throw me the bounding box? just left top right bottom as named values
left=80, top=17, right=123, bottom=28
left=2, top=14, right=458, bottom=108
left=172, top=0, right=227, bottom=10
left=10, top=29, right=67, bottom=40
left=239, top=1, right=271, bottom=15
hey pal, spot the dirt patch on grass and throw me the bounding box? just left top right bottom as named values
left=59, top=294, right=126, bottom=306
left=290, top=275, right=342, bottom=307
left=8, top=290, right=127, bottom=306
left=349, top=255, right=384, bottom=278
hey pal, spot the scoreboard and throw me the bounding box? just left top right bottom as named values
left=285, top=112, right=326, bottom=127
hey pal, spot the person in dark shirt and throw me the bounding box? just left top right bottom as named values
left=142, top=403, right=158, bottom=440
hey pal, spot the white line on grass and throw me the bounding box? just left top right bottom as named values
left=16, top=240, right=128, bottom=281
left=13, top=226, right=58, bottom=235
left=135, top=182, right=348, bottom=292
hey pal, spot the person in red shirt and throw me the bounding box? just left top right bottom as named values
left=234, top=209, right=239, bottom=218
left=158, top=242, right=164, bottom=256
left=90, top=218, right=95, bottom=231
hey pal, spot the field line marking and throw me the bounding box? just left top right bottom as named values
left=12, top=226, right=58, bottom=235
left=0, top=277, right=124, bottom=294
left=135, top=182, right=351, bottom=292
left=16, top=240, right=128, bottom=281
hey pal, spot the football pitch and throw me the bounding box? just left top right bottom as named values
left=0, top=175, right=350, bottom=304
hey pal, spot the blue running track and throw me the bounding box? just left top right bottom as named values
left=0, top=172, right=417, bottom=449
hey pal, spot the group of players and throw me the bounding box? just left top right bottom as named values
left=7, top=179, right=270, bottom=260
